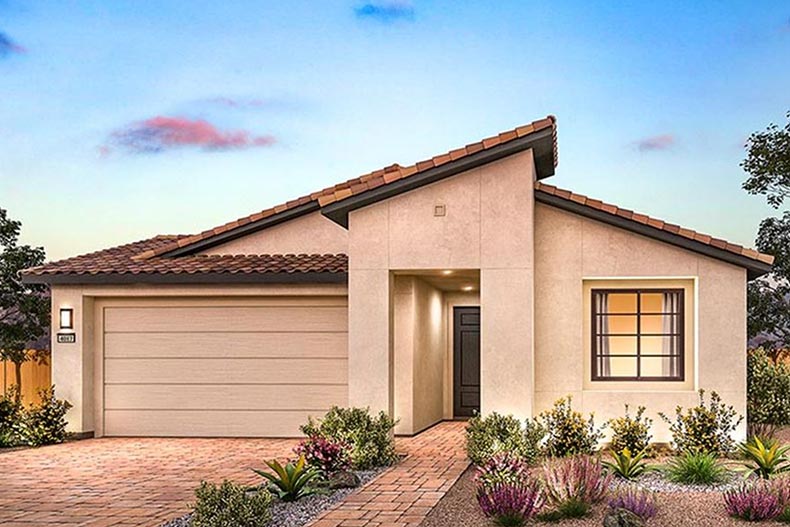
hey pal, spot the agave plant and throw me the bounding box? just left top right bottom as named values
left=738, top=436, right=790, bottom=480
left=252, top=454, right=322, bottom=502
left=602, top=448, right=653, bottom=480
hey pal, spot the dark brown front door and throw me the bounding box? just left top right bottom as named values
left=453, top=306, right=480, bottom=418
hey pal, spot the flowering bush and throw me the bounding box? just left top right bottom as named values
left=608, top=486, right=658, bottom=520
left=723, top=481, right=784, bottom=521
left=294, top=435, right=351, bottom=476
left=542, top=456, right=611, bottom=518
left=476, top=452, right=532, bottom=491
left=658, top=390, right=743, bottom=455
left=477, top=479, right=545, bottom=527
left=608, top=405, right=653, bottom=455
left=466, top=413, right=545, bottom=466
left=540, top=396, right=605, bottom=457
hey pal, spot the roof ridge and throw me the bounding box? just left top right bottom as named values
left=534, top=181, right=773, bottom=265
left=133, top=116, right=558, bottom=260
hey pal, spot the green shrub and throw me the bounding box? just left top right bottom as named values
left=252, top=454, right=321, bottom=502
left=748, top=348, right=790, bottom=438
left=658, top=390, right=743, bottom=455
left=664, top=451, right=728, bottom=485
left=191, top=480, right=271, bottom=527
left=738, top=436, right=790, bottom=479
left=603, top=448, right=652, bottom=480
left=301, top=407, right=397, bottom=470
left=539, top=397, right=605, bottom=457
left=608, top=405, right=652, bottom=455
left=0, top=386, right=23, bottom=447
left=20, top=387, right=71, bottom=447
left=466, top=413, right=545, bottom=466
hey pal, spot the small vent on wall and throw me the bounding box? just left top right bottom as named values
left=434, top=204, right=446, bottom=217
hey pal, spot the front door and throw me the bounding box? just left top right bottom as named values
left=453, top=306, right=480, bottom=418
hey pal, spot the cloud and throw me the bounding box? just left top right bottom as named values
left=354, top=1, right=414, bottom=23
left=105, top=116, right=276, bottom=154
left=0, top=31, right=25, bottom=57
left=635, top=134, right=675, bottom=152
left=204, top=96, right=268, bottom=109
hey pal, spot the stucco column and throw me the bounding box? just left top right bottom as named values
left=50, top=287, right=94, bottom=435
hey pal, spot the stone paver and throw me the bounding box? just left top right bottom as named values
left=0, top=421, right=468, bottom=527
left=309, top=421, right=468, bottom=527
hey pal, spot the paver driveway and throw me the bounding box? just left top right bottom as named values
left=0, top=421, right=468, bottom=527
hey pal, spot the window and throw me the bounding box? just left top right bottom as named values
left=591, top=289, right=684, bottom=381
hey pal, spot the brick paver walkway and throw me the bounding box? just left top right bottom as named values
left=310, top=421, right=468, bottom=527
left=0, top=421, right=468, bottom=527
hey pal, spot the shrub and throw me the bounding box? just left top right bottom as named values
left=476, top=452, right=532, bottom=491
left=542, top=456, right=611, bottom=519
left=608, top=405, right=652, bottom=455
left=603, top=448, right=652, bottom=480
left=738, top=436, right=790, bottom=480
left=477, top=479, right=545, bottom=527
left=295, top=435, right=351, bottom=477
left=252, top=454, right=321, bottom=502
left=539, top=396, right=605, bottom=457
left=0, top=386, right=23, bottom=447
left=465, top=413, right=544, bottom=466
left=748, top=348, right=790, bottom=438
left=20, top=387, right=71, bottom=447
left=301, top=407, right=397, bottom=470
left=723, top=481, right=784, bottom=521
left=658, top=390, right=743, bottom=455
left=192, top=480, right=271, bottom=527
left=608, top=486, right=658, bottom=520
left=664, top=451, right=728, bottom=485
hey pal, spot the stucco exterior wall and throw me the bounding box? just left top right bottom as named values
left=347, top=149, right=537, bottom=421
left=534, top=204, right=747, bottom=442
left=200, top=211, right=348, bottom=255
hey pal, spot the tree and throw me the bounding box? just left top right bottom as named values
left=743, top=112, right=790, bottom=360
left=0, top=208, right=49, bottom=402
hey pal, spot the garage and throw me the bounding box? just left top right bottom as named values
left=99, top=296, right=348, bottom=437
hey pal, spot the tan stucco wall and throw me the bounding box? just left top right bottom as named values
left=50, top=283, right=347, bottom=435
left=347, top=149, right=537, bottom=422
left=200, top=211, right=348, bottom=255
left=534, top=204, right=747, bottom=442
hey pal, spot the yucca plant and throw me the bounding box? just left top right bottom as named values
left=603, top=448, right=653, bottom=480
left=664, top=451, right=728, bottom=485
left=738, top=436, right=790, bottom=480
left=252, top=454, right=322, bottom=502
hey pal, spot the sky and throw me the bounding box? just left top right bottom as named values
left=1, top=1, right=789, bottom=260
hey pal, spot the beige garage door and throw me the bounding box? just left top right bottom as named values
left=101, top=297, right=348, bottom=437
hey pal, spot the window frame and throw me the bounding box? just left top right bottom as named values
left=590, top=288, right=685, bottom=382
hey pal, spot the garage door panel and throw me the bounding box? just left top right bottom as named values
left=105, top=358, right=348, bottom=385
left=104, top=332, right=347, bottom=359
left=105, top=384, right=348, bottom=410
left=104, top=409, right=321, bottom=437
left=104, top=306, right=347, bottom=333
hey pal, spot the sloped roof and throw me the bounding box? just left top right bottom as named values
left=22, top=235, right=347, bottom=285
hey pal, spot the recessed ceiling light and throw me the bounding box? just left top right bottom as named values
left=462, top=285, right=474, bottom=291
left=441, top=270, right=453, bottom=275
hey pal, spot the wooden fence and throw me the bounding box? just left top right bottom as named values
left=1, top=355, right=51, bottom=406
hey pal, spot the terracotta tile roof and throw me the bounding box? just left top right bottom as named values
left=22, top=235, right=348, bottom=279
left=535, top=181, right=774, bottom=265
left=135, top=116, right=558, bottom=260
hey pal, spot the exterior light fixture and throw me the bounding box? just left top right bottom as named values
left=462, top=285, right=474, bottom=292
left=59, top=308, right=74, bottom=330
left=441, top=270, right=453, bottom=275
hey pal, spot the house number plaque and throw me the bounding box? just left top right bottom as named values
left=57, top=333, right=76, bottom=344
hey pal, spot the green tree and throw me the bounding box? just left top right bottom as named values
left=743, top=113, right=790, bottom=361
left=0, top=208, right=49, bottom=401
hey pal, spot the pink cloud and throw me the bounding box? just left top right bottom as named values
left=106, top=116, right=276, bottom=154
left=635, top=134, right=675, bottom=152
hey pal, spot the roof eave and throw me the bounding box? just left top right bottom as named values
left=534, top=190, right=772, bottom=280
left=321, top=127, right=556, bottom=228
left=20, top=271, right=348, bottom=286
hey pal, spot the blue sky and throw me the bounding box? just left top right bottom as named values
left=1, top=1, right=788, bottom=260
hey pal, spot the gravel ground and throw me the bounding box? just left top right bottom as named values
left=421, top=466, right=785, bottom=527
left=160, top=468, right=384, bottom=527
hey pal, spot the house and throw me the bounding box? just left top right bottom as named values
left=22, top=116, right=773, bottom=441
